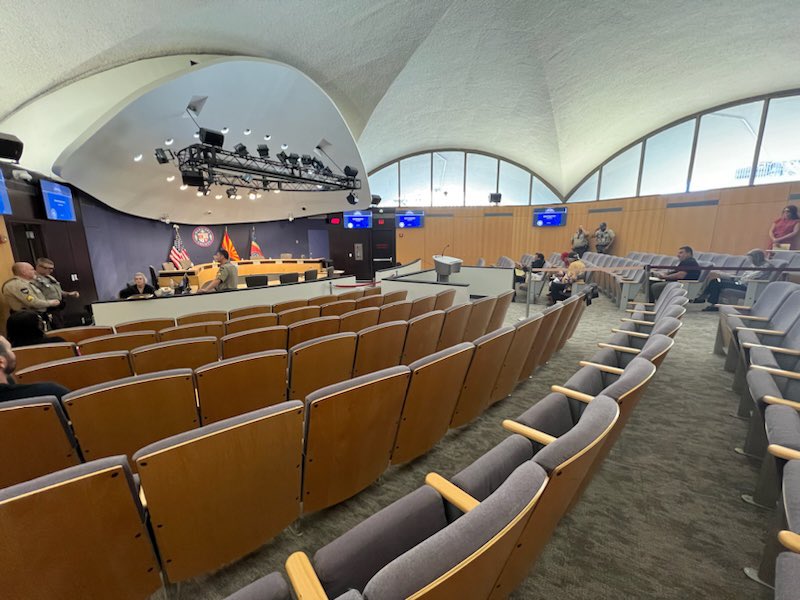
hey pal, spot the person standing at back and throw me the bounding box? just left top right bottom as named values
left=570, top=226, right=590, bottom=257
left=593, top=222, right=616, bottom=254
left=31, top=258, right=79, bottom=329
left=199, top=249, right=239, bottom=293
left=768, top=205, right=800, bottom=250
left=2, top=262, right=61, bottom=326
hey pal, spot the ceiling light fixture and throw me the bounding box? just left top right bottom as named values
left=264, top=134, right=271, bottom=141
left=243, top=129, right=252, bottom=136
left=248, top=191, right=256, bottom=200
left=166, top=175, right=175, bottom=182
left=180, top=184, right=188, bottom=190
left=236, top=194, right=242, bottom=200
left=281, top=143, right=288, bottom=150
left=133, top=154, right=143, bottom=162
left=165, top=138, right=174, bottom=146
left=346, top=192, right=358, bottom=205
left=193, top=131, right=200, bottom=139
left=215, top=194, right=223, bottom=200
left=221, top=127, right=229, bottom=134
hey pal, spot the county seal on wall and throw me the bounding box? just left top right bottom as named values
left=192, top=226, right=215, bottom=248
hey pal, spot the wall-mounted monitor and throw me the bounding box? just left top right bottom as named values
left=343, top=210, right=372, bottom=229
left=40, top=179, right=76, bottom=222
left=397, top=211, right=424, bottom=229
left=533, top=206, right=567, bottom=227
left=0, top=171, right=11, bottom=216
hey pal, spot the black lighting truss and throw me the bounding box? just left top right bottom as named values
left=174, top=144, right=361, bottom=192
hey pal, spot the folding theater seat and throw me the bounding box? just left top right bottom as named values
left=338, top=307, right=380, bottom=333
left=409, top=294, right=437, bottom=318
left=587, top=332, right=675, bottom=370
left=352, top=322, right=407, bottom=377
left=462, top=296, right=497, bottom=342
left=224, top=572, right=291, bottom=600
left=401, top=310, right=445, bottom=365
left=437, top=303, right=472, bottom=350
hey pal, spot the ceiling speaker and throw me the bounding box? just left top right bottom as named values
left=0, top=133, right=23, bottom=162
left=489, top=193, right=502, bottom=204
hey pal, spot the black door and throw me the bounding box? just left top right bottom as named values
left=328, top=228, right=373, bottom=280
left=8, top=222, right=46, bottom=264
left=371, top=229, right=396, bottom=275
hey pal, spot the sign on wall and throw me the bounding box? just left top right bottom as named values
left=192, top=226, right=215, bottom=247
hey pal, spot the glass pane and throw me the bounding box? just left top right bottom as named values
left=432, top=151, right=465, bottom=206
left=567, top=171, right=598, bottom=203
left=399, top=154, right=431, bottom=207
left=498, top=161, right=530, bottom=205
left=640, top=120, right=695, bottom=195
left=532, top=176, right=561, bottom=205
left=367, top=163, right=399, bottom=207
left=599, top=143, right=641, bottom=200
left=754, top=96, right=800, bottom=184
left=689, top=100, right=764, bottom=191
left=465, top=153, right=498, bottom=205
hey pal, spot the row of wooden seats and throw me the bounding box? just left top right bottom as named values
left=0, top=291, right=653, bottom=598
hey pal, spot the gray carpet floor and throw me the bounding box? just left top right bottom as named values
left=156, top=297, right=774, bottom=600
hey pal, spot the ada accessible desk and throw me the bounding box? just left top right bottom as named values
left=92, top=275, right=357, bottom=327
left=158, top=259, right=329, bottom=289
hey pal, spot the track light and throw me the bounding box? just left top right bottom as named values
left=277, top=151, right=288, bottom=165
left=287, top=153, right=300, bottom=167
left=346, top=192, right=359, bottom=205
left=197, top=186, right=210, bottom=196
left=234, top=143, right=248, bottom=157
left=257, top=144, right=270, bottom=158
left=344, top=166, right=359, bottom=178
left=370, top=194, right=381, bottom=206
left=301, top=154, right=314, bottom=166
left=154, top=148, right=171, bottom=164
left=227, top=187, right=237, bottom=199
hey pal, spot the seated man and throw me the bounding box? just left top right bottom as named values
left=547, top=252, right=584, bottom=305
left=649, top=246, right=700, bottom=302
left=694, top=248, right=768, bottom=312
left=0, top=335, right=69, bottom=403
left=198, top=249, right=239, bottom=293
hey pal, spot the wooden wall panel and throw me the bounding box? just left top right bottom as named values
left=481, top=214, right=515, bottom=265
left=396, top=226, right=425, bottom=266
left=710, top=201, right=785, bottom=255
left=453, top=215, right=484, bottom=266
left=660, top=204, right=719, bottom=254
left=618, top=209, right=664, bottom=256
left=422, top=216, right=454, bottom=269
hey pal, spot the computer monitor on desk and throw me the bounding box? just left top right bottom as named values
left=433, top=255, right=462, bottom=283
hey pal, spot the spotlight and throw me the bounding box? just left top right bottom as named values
left=301, top=154, right=314, bottom=166
left=287, top=153, right=300, bottom=167
left=181, top=170, right=205, bottom=187
left=248, top=191, right=256, bottom=200
left=199, top=128, right=225, bottom=148
left=346, top=192, right=359, bottom=205
left=370, top=194, right=382, bottom=206
left=311, top=158, right=325, bottom=171
left=264, top=134, right=271, bottom=140
left=234, top=143, right=248, bottom=157
left=344, top=166, right=359, bottom=178
left=154, top=148, right=170, bottom=164
left=257, top=144, right=270, bottom=158
left=322, top=167, right=333, bottom=177
left=227, top=187, right=237, bottom=199
left=197, top=186, right=210, bottom=196
left=277, top=151, right=288, bottom=164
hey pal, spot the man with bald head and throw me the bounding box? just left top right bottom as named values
left=2, top=262, right=60, bottom=320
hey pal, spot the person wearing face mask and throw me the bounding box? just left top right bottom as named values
left=0, top=335, right=69, bottom=403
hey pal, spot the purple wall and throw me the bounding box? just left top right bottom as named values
left=80, top=197, right=329, bottom=300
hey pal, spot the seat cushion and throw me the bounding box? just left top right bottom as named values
left=224, top=572, right=291, bottom=600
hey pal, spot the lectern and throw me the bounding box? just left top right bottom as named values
left=433, top=255, right=462, bottom=283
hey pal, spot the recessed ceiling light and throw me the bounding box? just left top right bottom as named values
left=281, top=143, right=288, bottom=150
left=193, top=131, right=200, bottom=139
left=264, top=134, right=271, bottom=141
left=236, top=194, right=242, bottom=200
left=166, top=175, right=175, bottom=182
left=256, top=193, right=262, bottom=199
left=221, top=127, right=229, bottom=134
left=133, top=154, right=143, bottom=162
left=180, top=184, right=188, bottom=190
left=215, top=194, right=223, bottom=200
left=243, top=129, right=252, bottom=136
left=274, top=189, right=281, bottom=194
left=196, top=190, right=203, bottom=197
left=164, top=138, right=174, bottom=146
left=248, top=192, right=256, bottom=200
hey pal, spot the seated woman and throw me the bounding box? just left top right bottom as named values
left=6, top=310, right=65, bottom=346
left=547, top=252, right=585, bottom=305
left=119, top=272, right=156, bottom=299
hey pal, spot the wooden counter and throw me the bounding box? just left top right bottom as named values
left=158, top=259, right=328, bottom=288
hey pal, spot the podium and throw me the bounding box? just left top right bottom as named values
left=433, top=255, right=462, bottom=283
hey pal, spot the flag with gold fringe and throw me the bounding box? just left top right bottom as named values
left=249, top=226, right=265, bottom=259
left=220, top=227, right=241, bottom=261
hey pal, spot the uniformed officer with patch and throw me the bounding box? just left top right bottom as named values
left=198, top=249, right=239, bottom=293
left=2, top=262, right=60, bottom=318
left=30, top=258, right=79, bottom=329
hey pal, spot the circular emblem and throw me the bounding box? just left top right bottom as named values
left=192, top=226, right=215, bottom=248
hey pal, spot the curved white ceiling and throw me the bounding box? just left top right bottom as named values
left=2, top=0, right=800, bottom=209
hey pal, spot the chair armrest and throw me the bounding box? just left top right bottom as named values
left=779, top=530, right=800, bottom=554
left=425, top=473, right=480, bottom=513
left=764, top=396, right=800, bottom=410
left=286, top=552, right=329, bottom=600
left=625, top=309, right=656, bottom=315
left=751, top=364, right=800, bottom=380
left=735, top=327, right=785, bottom=335
left=620, top=318, right=654, bottom=326
left=502, top=419, right=556, bottom=445
left=598, top=342, right=641, bottom=354
left=550, top=385, right=594, bottom=403
left=742, top=343, right=800, bottom=356
left=612, top=328, right=649, bottom=339
left=736, top=315, right=770, bottom=321
left=627, top=301, right=655, bottom=306
left=716, top=304, right=752, bottom=310
left=578, top=360, right=624, bottom=375
left=768, top=444, right=800, bottom=461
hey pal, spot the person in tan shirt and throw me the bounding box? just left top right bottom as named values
left=2, top=262, right=60, bottom=317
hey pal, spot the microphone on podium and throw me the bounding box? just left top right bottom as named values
left=440, top=244, right=450, bottom=256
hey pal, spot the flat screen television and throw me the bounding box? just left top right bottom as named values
left=396, top=211, right=424, bottom=229
left=0, top=171, right=11, bottom=216
left=343, top=210, right=372, bottom=229
left=533, top=206, right=567, bottom=227
left=40, top=179, right=76, bottom=222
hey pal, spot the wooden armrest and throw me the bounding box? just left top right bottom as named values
left=736, top=315, right=770, bottom=321
left=742, top=343, right=800, bottom=356
left=425, top=473, right=479, bottom=513
left=612, top=328, right=649, bottom=339
left=139, top=487, right=148, bottom=509
left=286, top=552, right=328, bottom=600
left=768, top=444, right=800, bottom=461
left=598, top=342, right=641, bottom=354
left=620, top=278, right=638, bottom=283
left=751, top=365, right=800, bottom=380
left=735, top=327, right=785, bottom=335
left=764, top=395, right=800, bottom=410
left=550, top=385, right=594, bottom=403
left=717, top=304, right=752, bottom=310
left=625, top=309, right=656, bottom=315
left=779, top=530, right=800, bottom=554
left=579, top=360, right=624, bottom=375
left=627, top=301, right=655, bottom=306
left=620, top=318, right=654, bottom=326
left=502, top=419, right=556, bottom=445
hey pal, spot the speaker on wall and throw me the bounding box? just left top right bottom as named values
left=0, top=133, right=23, bottom=162
left=489, top=193, right=502, bottom=204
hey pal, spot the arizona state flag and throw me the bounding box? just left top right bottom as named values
left=220, top=227, right=241, bottom=261
left=249, top=226, right=265, bottom=259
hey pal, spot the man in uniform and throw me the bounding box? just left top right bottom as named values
left=31, top=257, right=79, bottom=329
left=593, top=222, right=616, bottom=254
left=2, top=262, right=61, bottom=322
left=198, top=249, right=239, bottom=293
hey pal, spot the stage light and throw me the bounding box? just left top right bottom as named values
left=301, top=154, right=314, bottom=166
left=257, top=144, right=270, bottom=158
left=287, top=153, right=300, bottom=166
left=154, top=148, right=170, bottom=164
left=197, top=186, right=210, bottom=196
left=234, top=143, right=248, bottom=157
left=346, top=192, right=358, bottom=205
left=344, top=166, right=359, bottom=178
left=199, top=128, right=225, bottom=147
left=227, top=187, right=237, bottom=199
left=181, top=170, right=205, bottom=187
left=370, top=194, right=382, bottom=206
left=277, top=151, right=288, bottom=164
left=322, top=167, right=333, bottom=177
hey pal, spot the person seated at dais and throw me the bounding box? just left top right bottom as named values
left=119, top=272, right=156, bottom=299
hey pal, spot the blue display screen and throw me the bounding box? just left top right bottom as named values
left=0, top=171, right=11, bottom=216
left=533, top=207, right=567, bottom=227
left=397, top=211, right=424, bottom=228
left=41, top=180, right=76, bottom=222
left=344, top=211, right=372, bottom=229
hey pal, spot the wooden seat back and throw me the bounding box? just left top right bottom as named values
left=434, top=288, right=457, bottom=311
left=382, top=290, right=408, bottom=305
left=196, top=351, right=288, bottom=425
left=228, top=305, right=273, bottom=320
left=288, top=333, right=357, bottom=401
left=221, top=326, right=289, bottom=359
left=450, top=326, right=515, bottom=428
left=115, top=317, right=175, bottom=333
left=401, top=310, right=445, bottom=365
left=353, top=321, right=408, bottom=377
left=355, top=295, right=382, bottom=309
left=224, top=313, right=279, bottom=335
left=379, top=300, right=413, bottom=323
left=363, top=286, right=381, bottom=297
left=437, top=303, right=472, bottom=350
left=302, top=367, right=410, bottom=513
left=486, top=290, right=515, bottom=332
left=489, top=315, right=542, bottom=405
left=336, top=289, right=364, bottom=301
left=159, top=321, right=225, bottom=342
left=278, top=305, right=320, bottom=326
left=391, top=343, right=474, bottom=465
left=13, top=342, right=76, bottom=371
left=462, top=296, right=497, bottom=341
left=46, top=325, right=114, bottom=344
left=176, top=310, right=227, bottom=325
left=339, top=307, right=380, bottom=332
left=79, top=331, right=157, bottom=355
left=556, top=294, right=586, bottom=351
left=307, top=294, right=336, bottom=306
left=287, top=316, right=340, bottom=348
left=518, top=304, right=562, bottom=381
left=15, top=351, right=133, bottom=391
left=272, top=299, right=308, bottom=313
left=409, top=294, right=437, bottom=319
left=320, top=300, right=357, bottom=317
left=130, top=337, right=219, bottom=374
left=539, top=296, right=580, bottom=365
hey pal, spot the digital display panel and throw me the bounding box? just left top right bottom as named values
left=0, top=171, right=11, bottom=215
left=41, top=179, right=76, bottom=221
left=343, top=210, right=372, bottom=229
left=533, top=207, right=567, bottom=227
left=396, top=211, right=424, bottom=228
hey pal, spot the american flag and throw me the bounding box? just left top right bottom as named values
left=169, top=225, right=191, bottom=268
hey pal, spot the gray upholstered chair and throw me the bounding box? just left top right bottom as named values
left=608, top=316, right=682, bottom=350
left=589, top=332, right=674, bottom=370
left=489, top=314, right=543, bottom=404
left=224, top=572, right=291, bottom=600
